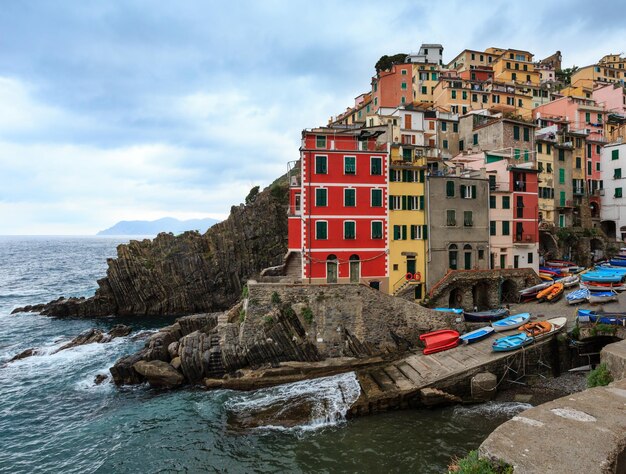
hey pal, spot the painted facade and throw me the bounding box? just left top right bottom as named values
left=600, top=143, right=626, bottom=241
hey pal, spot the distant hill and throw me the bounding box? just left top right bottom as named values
left=97, top=217, right=220, bottom=236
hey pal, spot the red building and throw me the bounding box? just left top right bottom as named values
left=586, top=138, right=603, bottom=221
left=511, top=166, right=540, bottom=246
left=371, top=64, right=413, bottom=112
left=288, top=127, right=389, bottom=287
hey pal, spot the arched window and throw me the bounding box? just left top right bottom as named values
left=448, top=244, right=458, bottom=270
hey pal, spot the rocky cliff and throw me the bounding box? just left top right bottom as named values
left=14, top=182, right=289, bottom=318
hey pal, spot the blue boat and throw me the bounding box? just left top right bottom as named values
left=459, top=326, right=495, bottom=344
left=609, top=259, right=626, bottom=267
left=492, top=333, right=533, bottom=352
left=492, top=313, right=531, bottom=332
left=433, top=307, right=463, bottom=314
left=577, top=309, right=626, bottom=325
left=581, top=272, right=625, bottom=283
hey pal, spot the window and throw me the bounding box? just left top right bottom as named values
left=371, top=189, right=383, bottom=207
left=443, top=139, right=448, bottom=149
left=344, top=221, right=356, bottom=239
left=473, top=133, right=478, bottom=145
left=558, top=149, right=565, bottom=161
left=462, top=91, right=467, bottom=100
left=547, top=163, right=553, bottom=173
left=537, top=143, right=543, bottom=154
left=451, top=90, right=457, bottom=99
left=472, top=93, right=477, bottom=102
left=344, top=156, right=356, bottom=175
left=560, top=191, right=566, bottom=206
left=461, top=184, right=477, bottom=199
left=478, top=249, right=484, bottom=260
left=315, top=221, right=327, bottom=239
left=502, top=196, right=510, bottom=209
left=446, top=210, right=456, bottom=226
left=585, top=112, right=591, bottom=123
left=315, top=156, right=327, bottom=174
left=441, top=122, right=447, bottom=132
left=389, top=195, right=401, bottom=210
left=559, top=214, right=565, bottom=228
left=512, top=72, right=517, bottom=81
left=490, top=196, right=496, bottom=208
left=315, top=188, right=327, bottom=206
left=446, top=180, right=455, bottom=197
left=523, top=127, right=530, bottom=142
left=547, top=144, right=551, bottom=155
left=616, top=188, right=623, bottom=198
left=464, top=211, right=473, bottom=227
left=597, top=162, right=601, bottom=172
left=575, top=157, right=581, bottom=169
left=615, top=168, right=622, bottom=179
left=316, top=136, right=326, bottom=148
left=459, top=140, right=464, bottom=151
left=432, top=72, right=437, bottom=81
left=528, top=252, right=533, bottom=264
left=448, top=244, right=458, bottom=270
left=401, top=82, right=407, bottom=90
left=524, top=150, right=529, bottom=161
left=613, top=149, right=620, bottom=160
left=369, top=156, right=382, bottom=175
left=482, top=94, right=488, bottom=103
left=514, top=149, right=520, bottom=160
left=344, top=188, right=356, bottom=206
left=453, top=123, right=458, bottom=132
left=490, top=221, right=496, bottom=236
left=401, top=69, right=407, bottom=75
left=410, top=225, right=422, bottom=240
left=502, top=221, right=510, bottom=236
left=371, top=221, right=383, bottom=239
left=559, top=168, right=565, bottom=184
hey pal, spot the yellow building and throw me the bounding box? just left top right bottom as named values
left=387, top=144, right=428, bottom=300
left=491, top=49, right=540, bottom=86
left=411, top=62, right=442, bottom=104
left=447, top=48, right=500, bottom=72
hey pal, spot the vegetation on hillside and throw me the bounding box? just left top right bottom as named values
left=587, top=363, right=613, bottom=388
left=375, top=53, right=408, bottom=72
left=448, top=450, right=513, bottom=474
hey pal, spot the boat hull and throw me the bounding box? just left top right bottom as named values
left=492, top=313, right=531, bottom=332
left=463, top=309, right=509, bottom=322
left=459, top=326, right=495, bottom=344
left=492, top=333, right=532, bottom=352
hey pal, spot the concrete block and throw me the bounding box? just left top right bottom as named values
left=471, top=371, right=497, bottom=401
left=601, top=339, right=626, bottom=381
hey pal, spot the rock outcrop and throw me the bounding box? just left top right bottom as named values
left=110, top=283, right=467, bottom=390
left=13, top=181, right=289, bottom=318
left=133, top=360, right=185, bottom=388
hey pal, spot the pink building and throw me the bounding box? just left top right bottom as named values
left=534, top=96, right=607, bottom=140
left=592, top=83, right=626, bottom=115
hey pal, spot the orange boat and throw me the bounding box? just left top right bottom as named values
left=420, top=329, right=459, bottom=355
left=520, top=320, right=552, bottom=337
left=537, top=282, right=563, bottom=302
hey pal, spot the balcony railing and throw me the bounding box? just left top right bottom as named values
left=514, top=234, right=535, bottom=243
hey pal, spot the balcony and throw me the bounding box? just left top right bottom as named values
left=514, top=234, right=535, bottom=244
left=556, top=200, right=575, bottom=209
left=573, top=187, right=585, bottom=196
left=513, top=181, right=527, bottom=192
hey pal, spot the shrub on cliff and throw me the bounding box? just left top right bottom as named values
left=448, top=450, right=512, bottom=473
left=587, top=363, right=613, bottom=388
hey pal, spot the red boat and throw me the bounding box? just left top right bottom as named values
left=420, top=329, right=460, bottom=355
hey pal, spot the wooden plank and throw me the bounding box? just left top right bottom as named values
left=370, top=369, right=398, bottom=392
left=405, top=355, right=435, bottom=376
left=396, top=363, right=423, bottom=385
left=383, top=366, right=415, bottom=391
left=358, top=373, right=384, bottom=398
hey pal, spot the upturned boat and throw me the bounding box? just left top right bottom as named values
left=463, top=308, right=509, bottom=322
left=566, top=288, right=590, bottom=305
left=459, top=326, right=495, bottom=344
left=577, top=309, right=626, bottom=325
left=492, top=313, right=531, bottom=332
left=420, top=329, right=460, bottom=355
left=587, top=290, right=618, bottom=304
left=492, top=333, right=533, bottom=352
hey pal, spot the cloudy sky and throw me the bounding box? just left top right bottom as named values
left=0, top=0, right=624, bottom=234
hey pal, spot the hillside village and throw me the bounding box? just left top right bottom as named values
left=284, top=44, right=626, bottom=306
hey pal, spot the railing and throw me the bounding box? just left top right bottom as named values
left=514, top=234, right=535, bottom=243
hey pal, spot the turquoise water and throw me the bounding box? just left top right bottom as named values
left=0, top=237, right=528, bottom=473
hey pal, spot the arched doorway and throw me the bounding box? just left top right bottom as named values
left=326, top=254, right=338, bottom=284
left=539, top=231, right=559, bottom=259
left=601, top=220, right=617, bottom=240
left=590, top=201, right=600, bottom=219
left=463, top=244, right=472, bottom=270
left=449, top=287, right=463, bottom=308
left=472, top=282, right=490, bottom=310
left=349, top=254, right=360, bottom=283
left=500, top=279, right=518, bottom=304
left=448, top=244, right=458, bottom=270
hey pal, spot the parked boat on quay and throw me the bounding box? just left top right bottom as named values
left=463, top=308, right=509, bottom=322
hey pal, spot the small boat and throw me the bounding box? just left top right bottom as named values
left=580, top=281, right=626, bottom=292
left=463, top=308, right=509, bottom=322
left=420, top=329, right=460, bottom=355
left=587, top=290, right=618, bottom=304
left=459, top=326, right=495, bottom=344
left=556, top=275, right=579, bottom=288
left=546, top=260, right=576, bottom=268
left=492, top=333, right=533, bottom=352
left=433, top=307, right=463, bottom=314
left=539, top=274, right=554, bottom=281
left=546, top=283, right=564, bottom=302
left=536, top=283, right=558, bottom=302
left=581, top=272, right=625, bottom=283
left=609, top=259, right=626, bottom=267
left=566, top=288, right=590, bottom=305
left=520, top=320, right=552, bottom=337
left=577, top=309, right=626, bottom=325
left=492, top=313, right=531, bottom=332
left=532, top=317, right=567, bottom=341
left=519, top=281, right=552, bottom=296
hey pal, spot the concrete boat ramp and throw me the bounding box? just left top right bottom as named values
left=349, top=332, right=557, bottom=416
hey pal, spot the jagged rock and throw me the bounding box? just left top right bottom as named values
left=110, top=350, right=148, bottom=385
left=133, top=360, right=184, bottom=388
left=13, top=181, right=289, bottom=318
left=53, top=328, right=106, bottom=353
left=8, top=348, right=36, bottom=362
left=419, top=388, right=462, bottom=407
left=94, top=374, right=108, bottom=385
left=168, top=341, right=179, bottom=359
left=144, top=326, right=181, bottom=362
left=108, top=324, right=132, bottom=338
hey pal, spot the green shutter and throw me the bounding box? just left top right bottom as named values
left=559, top=168, right=565, bottom=184
left=393, top=225, right=401, bottom=240
left=502, top=221, right=510, bottom=235
left=422, top=225, right=428, bottom=240
left=410, top=225, right=416, bottom=239
left=490, top=196, right=496, bottom=208
left=315, top=156, right=327, bottom=174
left=401, top=225, right=407, bottom=240
left=315, top=188, right=327, bottom=206
left=344, top=156, right=356, bottom=174
left=419, top=169, right=425, bottom=182
left=316, top=221, right=327, bottom=239
left=401, top=195, right=407, bottom=210
left=471, top=185, right=477, bottom=198
left=345, top=188, right=355, bottom=206
left=613, top=149, right=619, bottom=160
left=523, top=127, right=529, bottom=141
left=419, top=195, right=424, bottom=210
left=490, top=221, right=496, bottom=235
left=372, top=221, right=383, bottom=239
left=446, top=181, right=455, bottom=197
left=372, top=189, right=382, bottom=207
left=513, top=126, right=520, bottom=140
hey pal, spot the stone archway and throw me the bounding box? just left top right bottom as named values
left=472, top=281, right=490, bottom=310
left=501, top=279, right=518, bottom=304
left=449, top=287, right=463, bottom=308
left=539, top=231, right=559, bottom=259
left=601, top=221, right=617, bottom=240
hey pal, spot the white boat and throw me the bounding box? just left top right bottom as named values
left=588, top=290, right=618, bottom=304
left=533, top=317, right=567, bottom=341
left=519, top=281, right=551, bottom=296
left=566, top=288, right=590, bottom=305
left=556, top=275, right=579, bottom=288
left=492, top=313, right=531, bottom=332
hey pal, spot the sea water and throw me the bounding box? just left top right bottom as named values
left=0, top=236, right=529, bottom=473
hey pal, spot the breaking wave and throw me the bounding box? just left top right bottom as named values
left=453, top=401, right=532, bottom=419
